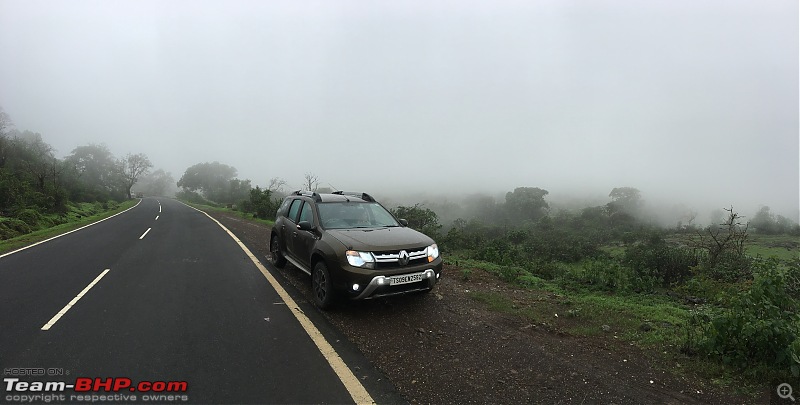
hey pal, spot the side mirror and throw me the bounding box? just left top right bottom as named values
left=398, top=219, right=408, bottom=227
left=297, top=221, right=314, bottom=231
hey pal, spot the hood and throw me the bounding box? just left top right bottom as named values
left=327, top=227, right=434, bottom=251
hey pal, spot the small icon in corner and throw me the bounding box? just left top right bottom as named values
left=778, top=383, right=795, bottom=402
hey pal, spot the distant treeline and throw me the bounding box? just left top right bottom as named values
left=174, top=161, right=290, bottom=220
left=0, top=107, right=172, bottom=239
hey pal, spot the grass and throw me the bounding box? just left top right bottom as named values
left=745, top=234, right=799, bottom=261
left=461, top=261, right=691, bottom=345
left=470, top=291, right=516, bottom=312
left=179, top=200, right=275, bottom=227
left=0, top=199, right=138, bottom=255
left=663, top=232, right=799, bottom=261
left=450, top=253, right=772, bottom=398
left=599, top=244, right=627, bottom=258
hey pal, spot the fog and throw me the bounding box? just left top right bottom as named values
left=0, top=0, right=797, bottom=221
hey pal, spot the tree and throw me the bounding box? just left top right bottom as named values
left=177, top=162, right=238, bottom=202
left=688, top=206, right=749, bottom=273
left=775, top=215, right=800, bottom=235
left=607, top=187, right=642, bottom=215
left=10, top=131, right=56, bottom=190
left=463, top=193, right=499, bottom=223
left=65, top=143, right=123, bottom=201
left=751, top=206, right=777, bottom=234
left=303, top=172, right=319, bottom=192
left=504, top=187, right=550, bottom=222
left=228, top=178, right=252, bottom=203
left=390, top=204, right=442, bottom=237
left=670, top=203, right=698, bottom=230
left=267, top=177, right=287, bottom=194
left=120, top=153, right=152, bottom=199
left=0, top=106, right=12, bottom=168
left=132, top=169, right=176, bottom=197
left=0, top=107, right=10, bottom=135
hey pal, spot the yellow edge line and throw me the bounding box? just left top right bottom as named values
left=0, top=199, right=142, bottom=260
left=183, top=202, right=375, bottom=405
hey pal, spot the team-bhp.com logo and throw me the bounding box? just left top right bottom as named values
left=4, top=377, right=189, bottom=402
left=5, top=377, right=188, bottom=392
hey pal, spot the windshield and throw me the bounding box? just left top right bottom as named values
left=317, top=202, right=399, bottom=229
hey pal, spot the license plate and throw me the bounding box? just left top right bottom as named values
left=389, top=273, right=424, bottom=285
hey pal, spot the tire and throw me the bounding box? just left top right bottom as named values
left=312, top=261, right=336, bottom=310
left=270, top=235, right=286, bottom=268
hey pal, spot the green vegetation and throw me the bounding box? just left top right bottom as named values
left=177, top=162, right=249, bottom=203
left=0, top=106, right=160, bottom=244
left=180, top=198, right=275, bottom=227
left=389, top=204, right=442, bottom=238
left=401, top=187, right=799, bottom=393
left=0, top=199, right=137, bottom=254
left=175, top=162, right=287, bottom=221
left=746, top=234, right=799, bottom=261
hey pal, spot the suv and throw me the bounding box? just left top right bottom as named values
left=270, top=191, right=442, bottom=309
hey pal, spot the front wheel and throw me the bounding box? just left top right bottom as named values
left=312, top=261, right=336, bottom=310
left=270, top=235, right=286, bottom=268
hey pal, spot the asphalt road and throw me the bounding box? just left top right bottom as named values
left=0, top=198, right=385, bottom=404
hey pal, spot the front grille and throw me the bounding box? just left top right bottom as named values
left=372, top=248, right=428, bottom=269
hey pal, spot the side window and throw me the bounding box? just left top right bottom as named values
left=287, top=199, right=302, bottom=223
left=298, top=202, right=314, bottom=225
left=278, top=198, right=292, bottom=217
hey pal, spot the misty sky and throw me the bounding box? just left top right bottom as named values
left=0, top=0, right=797, bottom=220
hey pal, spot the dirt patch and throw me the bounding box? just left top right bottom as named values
left=205, top=210, right=760, bottom=404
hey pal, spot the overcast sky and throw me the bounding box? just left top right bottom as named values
left=0, top=0, right=797, bottom=220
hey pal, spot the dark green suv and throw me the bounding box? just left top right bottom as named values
left=270, top=191, right=442, bottom=309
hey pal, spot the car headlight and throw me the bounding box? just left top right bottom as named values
left=346, top=250, right=376, bottom=268
left=426, top=244, right=439, bottom=262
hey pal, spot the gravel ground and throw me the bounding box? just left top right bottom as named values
left=205, top=210, right=762, bottom=404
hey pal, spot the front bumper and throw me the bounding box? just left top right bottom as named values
left=354, top=269, right=438, bottom=299
left=332, top=257, right=443, bottom=300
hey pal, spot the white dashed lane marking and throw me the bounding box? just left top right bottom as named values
left=41, top=269, right=111, bottom=330
left=139, top=228, right=152, bottom=240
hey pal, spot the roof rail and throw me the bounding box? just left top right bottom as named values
left=291, top=190, right=322, bottom=202
left=331, top=191, right=375, bottom=202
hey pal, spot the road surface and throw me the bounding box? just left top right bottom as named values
left=0, top=198, right=386, bottom=404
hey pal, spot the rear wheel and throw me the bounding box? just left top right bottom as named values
left=270, top=235, right=286, bottom=268
left=312, top=261, right=336, bottom=310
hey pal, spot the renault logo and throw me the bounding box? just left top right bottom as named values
left=398, top=250, right=410, bottom=266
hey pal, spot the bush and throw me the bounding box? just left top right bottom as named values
left=526, top=260, right=568, bottom=281
left=176, top=190, right=216, bottom=206
left=0, top=217, right=31, bottom=239
left=518, top=273, right=546, bottom=288
left=238, top=199, right=253, bottom=213
left=15, top=208, right=42, bottom=227
left=624, top=238, right=701, bottom=286
left=703, top=251, right=753, bottom=283
left=698, top=258, right=800, bottom=376
left=249, top=187, right=279, bottom=219
left=576, top=258, right=643, bottom=292
left=532, top=229, right=601, bottom=262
